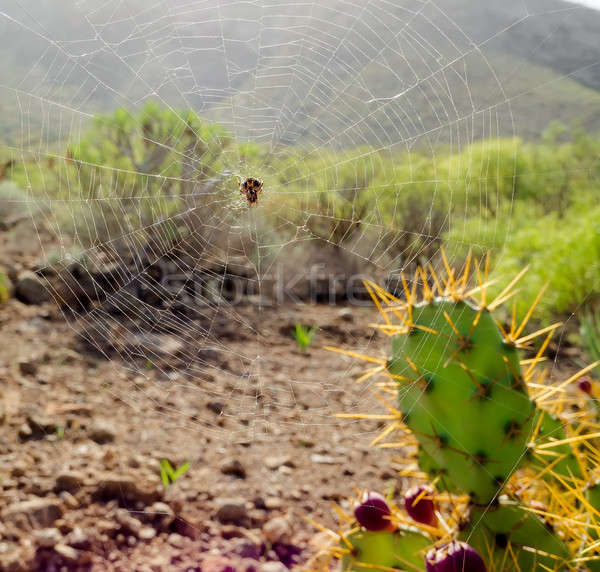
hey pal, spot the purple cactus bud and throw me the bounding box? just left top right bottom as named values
left=404, top=485, right=437, bottom=526
left=579, top=376, right=593, bottom=395
left=354, top=492, right=395, bottom=532
left=425, top=541, right=486, bottom=572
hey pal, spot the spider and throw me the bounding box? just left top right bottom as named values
left=239, top=177, right=263, bottom=205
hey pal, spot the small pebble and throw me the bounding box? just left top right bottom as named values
left=34, top=528, right=62, bottom=547
left=263, top=516, right=292, bottom=544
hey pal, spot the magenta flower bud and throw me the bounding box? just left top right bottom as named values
left=354, top=492, right=395, bottom=532
left=404, top=485, right=437, bottom=526
left=425, top=541, right=486, bottom=572
left=579, top=376, right=593, bottom=395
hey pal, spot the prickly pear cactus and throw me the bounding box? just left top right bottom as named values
left=460, top=499, right=571, bottom=570
left=388, top=298, right=536, bottom=504
left=314, top=252, right=600, bottom=572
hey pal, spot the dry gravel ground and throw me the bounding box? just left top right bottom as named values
left=1, top=219, right=584, bottom=572
left=0, top=285, right=403, bottom=571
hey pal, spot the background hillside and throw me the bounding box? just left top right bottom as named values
left=2, top=0, right=600, bottom=146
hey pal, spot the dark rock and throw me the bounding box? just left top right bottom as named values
left=220, top=459, right=246, bottom=479
left=207, top=401, right=225, bottom=415
left=92, top=473, right=162, bottom=505
left=173, top=514, right=202, bottom=539
left=54, top=471, right=85, bottom=494
left=3, top=498, right=63, bottom=530
left=17, top=359, right=38, bottom=376
left=14, top=272, right=50, bottom=305
left=88, top=420, right=116, bottom=444
left=18, top=415, right=58, bottom=441
left=215, top=498, right=248, bottom=525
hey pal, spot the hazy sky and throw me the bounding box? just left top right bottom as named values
left=572, top=0, right=600, bottom=8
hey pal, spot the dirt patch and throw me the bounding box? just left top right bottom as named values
left=0, top=285, right=402, bottom=571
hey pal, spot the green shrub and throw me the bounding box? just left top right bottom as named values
left=9, top=101, right=232, bottom=246
left=483, top=202, right=600, bottom=320
left=581, top=312, right=600, bottom=377
left=5, top=100, right=600, bottom=324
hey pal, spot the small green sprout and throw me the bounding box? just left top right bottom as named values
left=56, top=426, right=65, bottom=440
left=0, top=270, right=11, bottom=303
left=159, top=459, right=190, bottom=489
left=292, top=323, right=317, bottom=351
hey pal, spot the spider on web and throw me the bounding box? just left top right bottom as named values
left=239, top=177, right=263, bottom=205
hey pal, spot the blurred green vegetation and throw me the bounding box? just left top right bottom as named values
left=1, top=104, right=599, bottom=324
left=581, top=313, right=600, bottom=377
left=2, top=101, right=231, bottom=244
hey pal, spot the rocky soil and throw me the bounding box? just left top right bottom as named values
left=1, top=215, right=585, bottom=572
left=0, top=259, right=400, bottom=571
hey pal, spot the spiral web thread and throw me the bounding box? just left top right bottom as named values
left=0, top=0, right=595, bottom=445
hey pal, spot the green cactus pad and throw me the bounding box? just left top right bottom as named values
left=587, top=483, right=600, bottom=530
left=583, top=484, right=600, bottom=571
left=586, top=560, right=600, bottom=572
left=389, top=299, right=536, bottom=504
left=341, top=528, right=429, bottom=571
left=461, top=501, right=571, bottom=571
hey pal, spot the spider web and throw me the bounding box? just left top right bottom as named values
left=0, top=0, right=595, bottom=448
